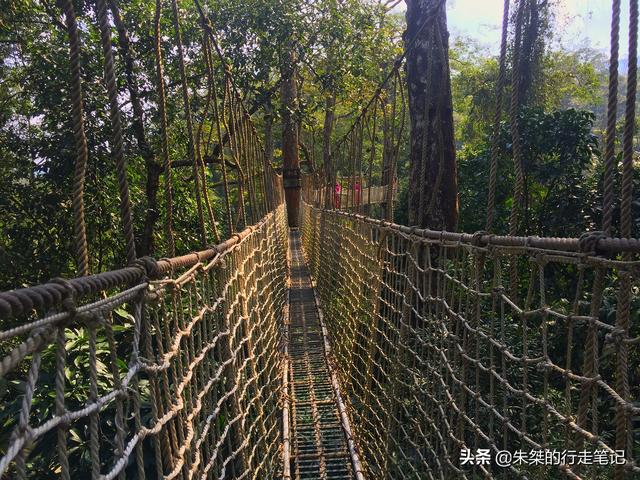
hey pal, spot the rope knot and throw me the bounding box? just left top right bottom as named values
left=133, top=256, right=159, bottom=282
left=16, top=424, right=35, bottom=443
left=62, top=298, right=77, bottom=316
left=80, top=312, right=104, bottom=330
left=471, top=230, right=488, bottom=246
left=533, top=252, right=548, bottom=267
left=144, top=286, right=162, bottom=304
left=536, top=360, right=549, bottom=373
left=207, top=243, right=227, bottom=268
left=209, top=243, right=228, bottom=268
left=57, top=414, right=71, bottom=431
left=605, top=327, right=625, bottom=347
left=207, top=243, right=221, bottom=255
left=50, top=278, right=77, bottom=314
left=579, top=231, right=607, bottom=255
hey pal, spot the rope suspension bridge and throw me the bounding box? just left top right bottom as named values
left=0, top=1, right=639, bottom=479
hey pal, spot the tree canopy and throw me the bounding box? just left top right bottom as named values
left=0, top=0, right=637, bottom=289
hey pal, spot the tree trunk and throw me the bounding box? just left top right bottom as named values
left=405, top=0, right=458, bottom=230
left=518, top=0, right=545, bottom=105
left=280, top=43, right=301, bottom=227
left=380, top=80, right=395, bottom=221
left=264, top=98, right=274, bottom=166
left=322, top=92, right=336, bottom=208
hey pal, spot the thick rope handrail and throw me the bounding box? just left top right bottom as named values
left=301, top=202, right=640, bottom=479
left=0, top=209, right=279, bottom=321
left=312, top=206, right=640, bottom=254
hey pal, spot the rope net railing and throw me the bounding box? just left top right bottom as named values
left=0, top=1, right=290, bottom=475
left=58, top=0, right=283, bottom=273
left=304, top=64, right=406, bottom=220
left=0, top=205, right=288, bottom=479
left=304, top=1, right=450, bottom=221
left=299, top=29, right=409, bottom=218
left=301, top=203, right=640, bottom=479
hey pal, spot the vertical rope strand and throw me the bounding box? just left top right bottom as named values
left=620, top=0, right=637, bottom=240
left=198, top=29, right=221, bottom=243
left=602, top=0, right=622, bottom=235
left=154, top=0, right=176, bottom=257
left=62, top=0, right=90, bottom=276
left=95, top=0, right=137, bottom=265
left=614, top=2, right=637, bottom=478
left=204, top=37, right=234, bottom=235
left=508, top=0, right=526, bottom=237
left=486, top=0, right=510, bottom=232
left=55, top=325, right=70, bottom=480
left=170, top=0, right=208, bottom=246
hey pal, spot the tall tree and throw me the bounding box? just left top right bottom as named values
left=405, top=0, right=458, bottom=230
left=517, top=0, right=549, bottom=106
left=281, top=41, right=302, bottom=227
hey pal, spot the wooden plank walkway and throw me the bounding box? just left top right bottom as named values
left=285, top=230, right=361, bottom=480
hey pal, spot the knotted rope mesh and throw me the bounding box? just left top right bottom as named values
left=319, top=65, right=406, bottom=221
left=4, top=0, right=640, bottom=478
left=301, top=203, right=640, bottom=479
left=0, top=205, right=288, bottom=480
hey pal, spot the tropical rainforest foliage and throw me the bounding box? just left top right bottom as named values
left=1, top=0, right=640, bottom=477
left=0, top=0, right=637, bottom=285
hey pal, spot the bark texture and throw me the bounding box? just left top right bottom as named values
left=264, top=99, right=274, bottom=166
left=281, top=43, right=301, bottom=227
left=518, top=0, right=547, bottom=106
left=405, top=0, right=458, bottom=230
left=322, top=92, right=336, bottom=207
